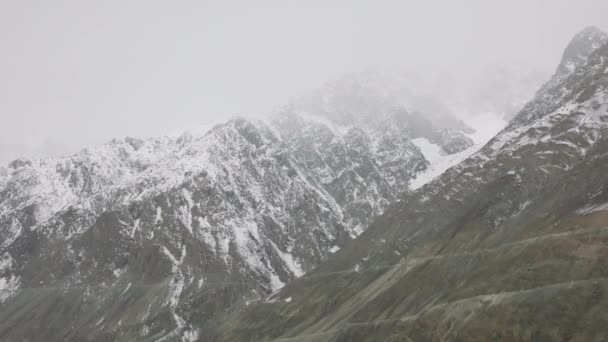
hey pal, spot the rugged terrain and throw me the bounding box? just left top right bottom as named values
left=207, top=26, right=608, bottom=342
left=2, top=22, right=602, bottom=342
left=0, top=69, right=479, bottom=341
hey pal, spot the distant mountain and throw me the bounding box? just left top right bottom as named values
left=209, top=27, right=608, bottom=342
left=0, top=68, right=478, bottom=341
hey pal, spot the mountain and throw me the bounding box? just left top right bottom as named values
left=208, top=27, right=608, bottom=341
left=0, top=69, right=477, bottom=341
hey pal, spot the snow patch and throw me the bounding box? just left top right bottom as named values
left=268, top=240, right=304, bottom=278
left=227, top=219, right=286, bottom=291
left=155, top=206, right=163, bottom=223
left=329, top=245, right=341, bottom=253
left=178, top=188, right=194, bottom=234
left=576, top=201, right=608, bottom=215
left=0, top=275, right=20, bottom=303
left=113, top=267, right=126, bottom=278
left=410, top=138, right=482, bottom=190
left=198, top=217, right=216, bottom=251
left=130, top=218, right=140, bottom=238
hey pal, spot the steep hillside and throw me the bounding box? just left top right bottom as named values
left=210, top=27, right=608, bottom=342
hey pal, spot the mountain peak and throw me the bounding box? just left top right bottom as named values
left=555, top=26, right=608, bottom=77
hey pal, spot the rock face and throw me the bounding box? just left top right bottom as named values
left=0, top=70, right=475, bottom=341
left=208, top=28, right=608, bottom=341
left=272, top=69, right=476, bottom=234
left=555, top=26, right=608, bottom=79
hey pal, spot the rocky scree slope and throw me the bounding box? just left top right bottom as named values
left=210, top=27, right=608, bottom=342
left=0, top=71, right=475, bottom=341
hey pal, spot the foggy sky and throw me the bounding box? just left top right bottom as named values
left=1, top=0, right=607, bottom=165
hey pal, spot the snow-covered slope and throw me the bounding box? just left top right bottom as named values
left=0, top=119, right=357, bottom=340
left=409, top=137, right=481, bottom=190
left=0, top=68, right=483, bottom=341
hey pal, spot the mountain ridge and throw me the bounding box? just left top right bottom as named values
left=206, top=28, right=608, bottom=342
left=0, top=69, right=484, bottom=341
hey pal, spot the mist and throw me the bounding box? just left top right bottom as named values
left=1, top=0, right=607, bottom=165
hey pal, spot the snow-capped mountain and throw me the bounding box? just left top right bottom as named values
left=0, top=68, right=480, bottom=341
left=210, top=27, right=608, bottom=342
left=2, top=21, right=597, bottom=338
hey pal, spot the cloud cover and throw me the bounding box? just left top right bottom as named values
left=1, top=0, right=607, bottom=164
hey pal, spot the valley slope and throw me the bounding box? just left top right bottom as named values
left=209, top=26, right=608, bottom=342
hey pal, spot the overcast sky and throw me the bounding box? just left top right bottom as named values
left=1, top=0, right=607, bottom=165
